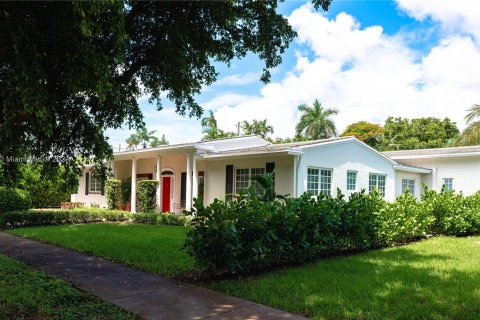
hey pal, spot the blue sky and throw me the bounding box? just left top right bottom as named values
left=107, top=0, right=480, bottom=148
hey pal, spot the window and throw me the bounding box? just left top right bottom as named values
left=401, top=178, right=415, bottom=194
left=369, top=173, right=386, bottom=197
left=442, top=178, right=453, bottom=191
left=89, top=175, right=102, bottom=193
left=307, top=167, right=332, bottom=196
left=235, top=168, right=265, bottom=193
left=347, top=171, right=357, bottom=191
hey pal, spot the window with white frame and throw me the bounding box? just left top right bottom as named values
left=235, top=167, right=265, bottom=193
left=89, top=175, right=102, bottom=193
left=442, top=178, right=453, bottom=191
left=307, top=167, right=332, bottom=196
left=401, top=178, right=415, bottom=194
left=347, top=171, right=357, bottom=191
left=369, top=173, right=386, bottom=197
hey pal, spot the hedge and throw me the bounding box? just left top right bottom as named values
left=105, top=179, right=122, bottom=210
left=0, top=208, right=132, bottom=229
left=133, top=212, right=192, bottom=226
left=137, top=180, right=158, bottom=212
left=0, top=187, right=32, bottom=213
left=185, top=187, right=480, bottom=276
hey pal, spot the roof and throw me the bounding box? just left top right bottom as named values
left=202, top=136, right=354, bottom=158
left=383, top=145, right=480, bottom=159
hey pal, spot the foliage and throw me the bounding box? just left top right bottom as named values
left=0, top=254, right=137, bottom=320
left=0, top=208, right=131, bottom=229
left=457, top=104, right=480, bottom=146
left=126, top=127, right=168, bottom=149
left=136, top=180, right=158, bottom=212
left=201, top=110, right=236, bottom=141
left=380, top=117, right=459, bottom=151
left=241, top=119, right=274, bottom=138
left=133, top=212, right=192, bottom=227
left=121, top=177, right=132, bottom=206
left=0, top=187, right=32, bottom=213
left=296, top=99, right=338, bottom=140
left=150, top=134, right=169, bottom=147
left=1, top=1, right=334, bottom=181
left=105, top=179, right=122, bottom=210
left=340, top=121, right=384, bottom=149
left=186, top=177, right=480, bottom=276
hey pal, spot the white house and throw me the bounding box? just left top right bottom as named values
left=72, top=136, right=478, bottom=213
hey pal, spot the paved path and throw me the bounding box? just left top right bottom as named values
left=0, top=232, right=307, bottom=320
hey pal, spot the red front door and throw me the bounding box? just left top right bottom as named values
left=162, top=176, right=171, bottom=212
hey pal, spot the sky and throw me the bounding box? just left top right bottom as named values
left=106, top=0, right=480, bottom=149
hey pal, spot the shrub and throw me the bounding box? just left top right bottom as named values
left=121, top=177, right=131, bottom=206
left=0, top=187, right=32, bottom=213
left=137, top=180, right=158, bottom=212
left=0, top=208, right=132, bottom=229
left=132, top=212, right=191, bottom=226
left=105, top=179, right=122, bottom=210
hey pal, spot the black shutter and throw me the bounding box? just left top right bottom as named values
left=148, top=173, right=153, bottom=180
left=181, top=172, right=186, bottom=207
left=266, top=162, right=275, bottom=174
left=85, top=172, right=89, bottom=195
left=225, top=165, right=234, bottom=200
left=100, top=179, right=105, bottom=196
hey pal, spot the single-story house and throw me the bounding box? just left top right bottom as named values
left=71, top=136, right=477, bottom=213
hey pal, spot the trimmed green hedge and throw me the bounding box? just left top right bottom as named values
left=0, top=187, right=32, bottom=213
left=133, top=212, right=192, bottom=226
left=185, top=187, right=480, bottom=276
left=0, top=208, right=132, bottom=229
left=105, top=179, right=122, bottom=210
left=137, top=180, right=158, bottom=212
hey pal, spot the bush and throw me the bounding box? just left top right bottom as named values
left=0, top=208, right=132, bottom=229
left=105, top=179, right=122, bottom=210
left=132, top=212, right=191, bottom=226
left=0, top=187, right=32, bottom=213
left=185, top=183, right=480, bottom=277
left=121, top=177, right=131, bottom=206
left=137, top=180, right=158, bottom=212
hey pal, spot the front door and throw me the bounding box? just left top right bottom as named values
left=162, top=176, right=171, bottom=212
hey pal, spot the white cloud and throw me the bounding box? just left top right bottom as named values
left=215, top=72, right=261, bottom=86
left=210, top=3, right=480, bottom=139
left=396, top=0, right=480, bottom=42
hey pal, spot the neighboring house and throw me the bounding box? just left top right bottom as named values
left=384, top=146, right=480, bottom=196
left=72, top=135, right=435, bottom=212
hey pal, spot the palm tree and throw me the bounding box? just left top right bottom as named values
left=457, top=104, right=480, bottom=146
left=126, top=133, right=141, bottom=150
left=241, top=119, right=274, bottom=138
left=150, top=134, right=169, bottom=147
left=201, top=110, right=218, bottom=130
left=295, top=99, right=338, bottom=140
left=136, top=127, right=158, bottom=148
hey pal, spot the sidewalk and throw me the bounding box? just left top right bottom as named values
left=0, top=232, right=307, bottom=320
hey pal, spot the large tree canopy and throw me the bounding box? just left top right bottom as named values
left=0, top=1, right=332, bottom=181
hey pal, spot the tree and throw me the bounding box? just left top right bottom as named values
left=340, top=121, right=384, bottom=149
left=380, top=117, right=460, bottom=151
left=150, top=134, right=169, bottom=147
left=126, top=133, right=141, bottom=150
left=457, top=104, right=480, bottom=146
left=0, top=1, right=332, bottom=181
left=201, top=110, right=236, bottom=141
left=241, top=119, right=274, bottom=138
left=295, top=99, right=338, bottom=140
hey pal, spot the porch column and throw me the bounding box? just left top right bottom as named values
left=131, top=158, right=137, bottom=213
left=186, top=153, right=193, bottom=210
left=293, top=156, right=298, bottom=197
left=156, top=156, right=162, bottom=211
left=192, top=156, right=198, bottom=205
left=110, top=161, right=116, bottom=179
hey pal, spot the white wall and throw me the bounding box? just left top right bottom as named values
left=204, top=155, right=294, bottom=205
left=394, top=171, right=424, bottom=199
left=297, top=140, right=397, bottom=201
left=73, top=169, right=107, bottom=208
left=395, top=156, right=480, bottom=195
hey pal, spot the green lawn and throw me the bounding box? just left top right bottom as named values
left=9, top=223, right=194, bottom=278
left=9, top=224, right=480, bottom=320
left=0, top=253, right=137, bottom=320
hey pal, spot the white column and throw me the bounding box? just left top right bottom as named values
left=131, top=158, right=137, bottom=213
left=156, top=156, right=162, bottom=211
left=192, top=156, right=198, bottom=206
left=110, top=161, right=116, bottom=179
left=293, top=155, right=298, bottom=197
left=186, top=153, right=193, bottom=210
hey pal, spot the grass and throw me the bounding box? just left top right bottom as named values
left=9, top=223, right=194, bottom=278
left=0, top=253, right=137, bottom=320
left=210, top=236, right=480, bottom=320
left=9, top=224, right=480, bottom=319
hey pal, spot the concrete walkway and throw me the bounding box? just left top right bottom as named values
left=0, top=232, right=307, bottom=320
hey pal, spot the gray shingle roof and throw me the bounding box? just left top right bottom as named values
left=383, top=145, right=480, bottom=158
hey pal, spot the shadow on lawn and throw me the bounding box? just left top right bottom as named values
left=295, top=246, right=479, bottom=320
